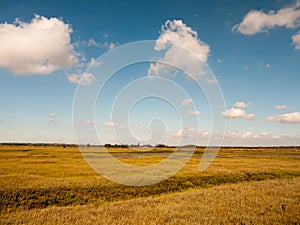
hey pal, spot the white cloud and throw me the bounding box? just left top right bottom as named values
left=119, top=125, right=128, bottom=130
left=188, top=110, right=201, bottom=116
left=137, top=126, right=150, bottom=133
left=0, top=15, right=77, bottom=75
left=275, top=105, right=288, bottom=110
left=167, top=127, right=300, bottom=146
left=266, top=112, right=300, bottom=124
left=87, top=38, right=101, bottom=48
left=232, top=1, right=300, bottom=35
left=67, top=72, right=95, bottom=85
left=49, top=113, right=56, bottom=117
left=171, top=126, right=198, bottom=138
left=104, top=121, right=116, bottom=127
left=104, top=42, right=116, bottom=49
left=241, top=131, right=254, bottom=139
left=292, top=31, right=300, bottom=49
left=47, top=113, right=59, bottom=125
left=222, top=108, right=255, bottom=119
left=70, top=119, right=93, bottom=127
left=87, top=38, right=117, bottom=50
left=181, top=98, right=192, bottom=106
left=233, top=101, right=251, bottom=109
left=240, top=131, right=272, bottom=140
left=206, top=78, right=218, bottom=84
left=87, top=57, right=102, bottom=68
left=259, top=131, right=270, bottom=137
left=148, top=19, right=210, bottom=79
left=172, top=129, right=184, bottom=138
left=258, top=63, right=271, bottom=69
left=228, top=130, right=300, bottom=146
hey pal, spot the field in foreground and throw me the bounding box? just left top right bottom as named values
left=2, top=178, right=299, bottom=225
left=0, top=145, right=299, bottom=224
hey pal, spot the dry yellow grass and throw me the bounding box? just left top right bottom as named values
left=0, top=144, right=299, bottom=224
left=1, top=145, right=299, bottom=190
left=1, top=178, right=299, bottom=225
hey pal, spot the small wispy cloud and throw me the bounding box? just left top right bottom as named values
left=222, top=108, right=255, bottom=119
left=258, top=62, right=272, bottom=69
left=104, top=121, right=116, bottom=127
left=86, top=38, right=117, bottom=50
left=119, top=125, right=128, bottom=130
left=188, top=110, right=201, bottom=116
left=87, top=58, right=102, bottom=68
left=167, top=127, right=300, bottom=146
left=275, top=105, right=288, bottom=110
left=87, top=38, right=101, bottom=48
left=181, top=98, right=192, bottom=106
left=171, top=126, right=198, bottom=138
left=69, top=119, right=93, bottom=127
left=49, top=113, right=56, bottom=117
left=266, top=112, right=300, bottom=124
left=67, top=72, right=95, bottom=85
left=104, top=42, right=116, bottom=50
left=206, top=78, right=218, bottom=84
left=292, top=31, right=300, bottom=50
left=233, top=101, right=251, bottom=109
left=48, top=113, right=59, bottom=125
left=137, top=125, right=150, bottom=133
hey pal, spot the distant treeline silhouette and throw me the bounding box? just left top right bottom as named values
left=0, top=142, right=299, bottom=149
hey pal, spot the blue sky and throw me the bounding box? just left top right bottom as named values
left=0, top=0, right=299, bottom=146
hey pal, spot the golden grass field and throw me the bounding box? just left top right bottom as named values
left=0, top=144, right=299, bottom=224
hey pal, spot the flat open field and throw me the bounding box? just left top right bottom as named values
left=1, top=144, right=299, bottom=224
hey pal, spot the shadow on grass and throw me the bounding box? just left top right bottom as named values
left=1, top=170, right=299, bottom=211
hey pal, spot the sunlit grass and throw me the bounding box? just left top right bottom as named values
left=1, top=178, right=299, bottom=225
left=0, top=144, right=299, bottom=217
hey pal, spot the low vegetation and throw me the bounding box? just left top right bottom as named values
left=1, top=178, right=299, bottom=225
left=0, top=144, right=299, bottom=224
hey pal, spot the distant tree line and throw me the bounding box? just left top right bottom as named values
left=0, top=143, right=77, bottom=148
left=0, top=142, right=299, bottom=149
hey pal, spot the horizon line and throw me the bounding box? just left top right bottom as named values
left=1, top=142, right=299, bottom=148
